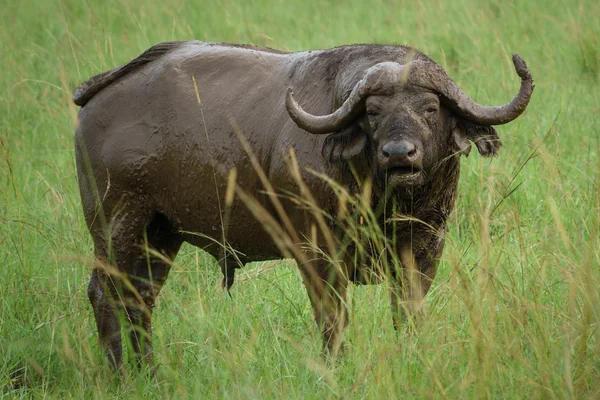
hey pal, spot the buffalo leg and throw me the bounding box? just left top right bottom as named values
left=126, top=216, right=182, bottom=370
left=88, top=265, right=123, bottom=369
left=300, top=261, right=349, bottom=357
left=87, top=202, right=154, bottom=370
left=389, top=248, right=439, bottom=330
left=88, top=227, right=145, bottom=370
left=389, top=280, right=424, bottom=331
left=218, top=253, right=237, bottom=294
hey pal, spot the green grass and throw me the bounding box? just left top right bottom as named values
left=1, top=0, right=599, bottom=397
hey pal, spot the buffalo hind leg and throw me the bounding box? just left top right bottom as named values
left=126, top=214, right=182, bottom=371
left=88, top=227, right=145, bottom=371
left=87, top=203, right=157, bottom=371
left=88, top=264, right=123, bottom=369
left=300, top=261, right=349, bottom=358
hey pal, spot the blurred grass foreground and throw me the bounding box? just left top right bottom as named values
left=1, top=0, right=599, bottom=398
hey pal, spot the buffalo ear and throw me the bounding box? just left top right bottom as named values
left=454, top=119, right=502, bottom=157
left=452, top=125, right=472, bottom=157
left=322, top=125, right=368, bottom=162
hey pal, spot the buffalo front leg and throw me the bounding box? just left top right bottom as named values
left=299, top=261, right=349, bottom=357
left=389, top=247, right=439, bottom=331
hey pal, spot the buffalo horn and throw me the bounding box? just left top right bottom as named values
left=286, top=62, right=405, bottom=134
left=413, top=54, right=534, bottom=125
left=286, top=55, right=534, bottom=133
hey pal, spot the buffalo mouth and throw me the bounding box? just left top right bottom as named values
left=384, top=165, right=423, bottom=186
left=387, top=165, right=421, bottom=175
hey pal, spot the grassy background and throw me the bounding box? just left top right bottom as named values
left=1, top=0, right=599, bottom=397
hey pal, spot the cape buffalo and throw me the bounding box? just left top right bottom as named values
left=73, top=41, right=533, bottom=369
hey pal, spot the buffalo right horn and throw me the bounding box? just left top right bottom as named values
left=286, top=62, right=406, bottom=134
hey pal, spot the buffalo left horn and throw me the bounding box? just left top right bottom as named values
left=411, top=54, right=534, bottom=126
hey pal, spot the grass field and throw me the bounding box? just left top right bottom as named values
left=1, top=0, right=599, bottom=398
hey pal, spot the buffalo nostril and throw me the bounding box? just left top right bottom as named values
left=382, top=146, right=390, bottom=158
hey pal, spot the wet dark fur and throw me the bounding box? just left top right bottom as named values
left=73, top=42, right=185, bottom=106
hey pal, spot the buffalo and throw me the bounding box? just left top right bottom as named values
left=73, top=41, right=533, bottom=369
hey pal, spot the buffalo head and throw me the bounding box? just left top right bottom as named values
left=286, top=55, right=534, bottom=189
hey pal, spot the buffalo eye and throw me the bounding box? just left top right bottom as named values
left=366, top=107, right=380, bottom=117
left=366, top=107, right=381, bottom=130
left=424, top=105, right=438, bottom=114
left=423, top=105, right=439, bottom=125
